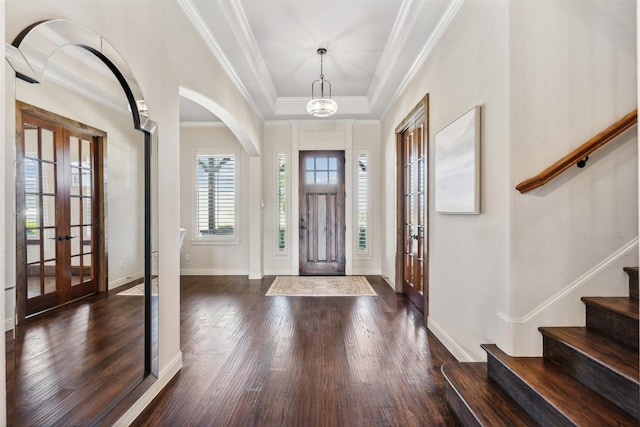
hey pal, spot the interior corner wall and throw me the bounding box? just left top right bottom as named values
left=507, top=0, right=638, bottom=356
left=4, top=62, right=15, bottom=333
left=262, top=121, right=382, bottom=277
left=380, top=0, right=511, bottom=361
left=0, top=2, right=7, bottom=421
left=179, top=126, right=250, bottom=275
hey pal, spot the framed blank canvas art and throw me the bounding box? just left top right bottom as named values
left=434, top=106, right=480, bottom=214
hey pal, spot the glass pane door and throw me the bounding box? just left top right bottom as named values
left=18, top=113, right=99, bottom=317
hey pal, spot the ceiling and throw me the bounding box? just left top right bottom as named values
left=178, top=0, right=455, bottom=123
left=13, top=0, right=457, bottom=125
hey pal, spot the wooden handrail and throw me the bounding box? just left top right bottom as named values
left=515, top=109, right=637, bottom=194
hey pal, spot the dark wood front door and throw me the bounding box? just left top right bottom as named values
left=16, top=103, right=104, bottom=320
left=299, top=150, right=345, bottom=275
left=400, top=114, right=427, bottom=313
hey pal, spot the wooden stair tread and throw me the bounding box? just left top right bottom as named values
left=441, top=362, right=539, bottom=427
left=539, top=326, right=639, bottom=384
left=623, top=267, right=639, bottom=274
left=581, top=297, right=639, bottom=320
left=482, top=344, right=638, bottom=426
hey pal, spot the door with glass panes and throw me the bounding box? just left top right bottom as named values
left=401, top=118, right=426, bottom=313
left=299, top=150, right=345, bottom=275
left=16, top=104, right=104, bottom=320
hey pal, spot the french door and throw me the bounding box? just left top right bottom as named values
left=16, top=103, right=104, bottom=320
left=299, top=150, right=345, bottom=275
left=399, top=110, right=427, bottom=313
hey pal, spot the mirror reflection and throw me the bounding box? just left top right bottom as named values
left=6, top=21, right=158, bottom=426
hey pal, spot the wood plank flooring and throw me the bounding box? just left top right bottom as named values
left=133, top=275, right=461, bottom=427
left=6, top=284, right=147, bottom=427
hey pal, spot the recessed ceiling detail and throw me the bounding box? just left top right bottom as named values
left=178, top=0, right=461, bottom=122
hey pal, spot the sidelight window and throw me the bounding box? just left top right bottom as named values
left=356, top=150, right=369, bottom=255
left=276, top=152, right=287, bottom=253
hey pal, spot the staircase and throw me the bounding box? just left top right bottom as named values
left=442, top=267, right=640, bottom=426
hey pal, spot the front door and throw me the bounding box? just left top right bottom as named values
left=299, top=150, right=345, bottom=275
left=16, top=104, right=103, bottom=319
left=400, top=117, right=427, bottom=313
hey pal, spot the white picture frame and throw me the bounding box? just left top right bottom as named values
left=434, top=105, right=481, bottom=214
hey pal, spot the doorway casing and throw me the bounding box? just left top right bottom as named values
left=395, top=94, right=429, bottom=318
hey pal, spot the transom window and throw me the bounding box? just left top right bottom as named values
left=305, top=155, right=339, bottom=185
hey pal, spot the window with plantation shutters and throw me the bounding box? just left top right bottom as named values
left=195, top=151, right=238, bottom=242
left=357, top=150, right=369, bottom=255
left=276, top=152, right=287, bottom=254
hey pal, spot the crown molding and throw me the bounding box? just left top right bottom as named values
left=265, top=119, right=381, bottom=127
left=381, top=0, right=465, bottom=120
left=41, top=60, right=130, bottom=116
left=275, top=96, right=370, bottom=116
left=177, top=0, right=264, bottom=120
left=367, top=0, right=423, bottom=107
left=221, top=0, right=278, bottom=109
left=180, top=121, right=227, bottom=128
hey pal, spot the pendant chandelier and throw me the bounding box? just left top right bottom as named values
left=307, top=48, right=338, bottom=117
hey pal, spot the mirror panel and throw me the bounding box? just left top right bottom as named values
left=6, top=19, right=158, bottom=425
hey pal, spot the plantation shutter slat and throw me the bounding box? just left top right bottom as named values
left=358, top=153, right=368, bottom=252
left=196, top=154, right=236, bottom=238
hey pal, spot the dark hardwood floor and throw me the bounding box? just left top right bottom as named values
left=133, top=275, right=461, bottom=427
left=6, top=283, right=147, bottom=427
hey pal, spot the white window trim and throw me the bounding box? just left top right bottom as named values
left=355, top=148, right=370, bottom=257
left=192, top=148, right=240, bottom=245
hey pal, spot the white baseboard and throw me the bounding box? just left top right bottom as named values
left=5, top=318, right=13, bottom=332
left=113, top=351, right=183, bottom=427
left=498, top=237, right=638, bottom=325
left=264, top=270, right=383, bottom=277
left=381, top=274, right=395, bottom=290
left=427, top=318, right=476, bottom=362
left=180, top=268, right=249, bottom=276
left=351, top=268, right=382, bottom=275
left=264, top=270, right=293, bottom=276
left=109, top=271, right=144, bottom=290
left=495, top=238, right=638, bottom=356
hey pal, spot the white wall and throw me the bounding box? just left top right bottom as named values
left=507, top=0, right=638, bottom=355
left=381, top=0, right=637, bottom=361
left=179, top=125, right=250, bottom=275
left=382, top=0, right=511, bottom=361
left=261, top=120, right=382, bottom=276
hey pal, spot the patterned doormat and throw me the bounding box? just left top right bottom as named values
left=266, top=276, right=377, bottom=297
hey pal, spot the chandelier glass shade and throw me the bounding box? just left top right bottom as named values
left=307, top=48, right=338, bottom=117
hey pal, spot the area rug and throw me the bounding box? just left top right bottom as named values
left=266, top=276, right=377, bottom=297
left=117, top=282, right=159, bottom=296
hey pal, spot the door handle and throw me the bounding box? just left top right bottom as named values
left=56, top=235, right=77, bottom=241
